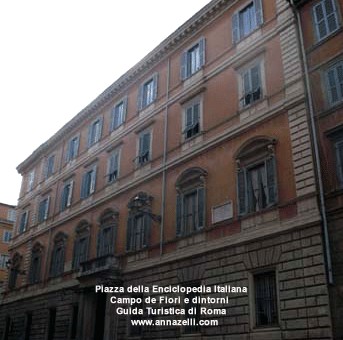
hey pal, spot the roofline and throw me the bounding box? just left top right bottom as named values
left=17, top=0, right=231, bottom=174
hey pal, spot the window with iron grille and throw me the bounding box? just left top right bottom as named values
left=313, top=0, right=339, bottom=41
left=232, top=0, right=263, bottom=44
left=254, top=271, right=278, bottom=327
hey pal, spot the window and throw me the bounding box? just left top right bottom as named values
left=176, top=168, right=207, bottom=237
left=137, top=74, right=158, bottom=110
left=47, top=308, right=56, bottom=340
left=3, top=231, right=12, bottom=243
left=97, top=210, right=117, bottom=257
left=27, top=171, right=34, bottom=191
left=7, top=209, right=16, bottom=222
left=181, top=38, right=206, bottom=79
left=335, top=138, right=343, bottom=186
left=232, top=0, right=263, bottom=43
left=107, top=152, right=120, bottom=183
left=110, top=98, right=127, bottom=131
left=240, top=62, right=262, bottom=107
left=236, top=138, right=277, bottom=216
left=126, top=192, right=153, bottom=252
left=326, top=61, right=343, bottom=106
left=254, top=271, right=278, bottom=327
left=46, top=156, right=55, bottom=179
left=38, top=197, right=50, bottom=223
left=80, top=166, right=97, bottom=199
left=60, top=180, right=74, bottom=211
left=137, top=131, right=151, bottom=165
left=49, top=233, right=67, bottom=277
left=66, top=136, right=79, bottom=161
left=183, top=98, right=201, bottom=140
left=87, top=117, right=103, bottom=147
left=72, top=222, right=90, bottom=270
left=29, top=243, right=43, bottom=284
left=184, top=284, right=201, bottom=334
left=0, top=254, right=9, bottom=269
left=8, top=252, right=22, bottom=289
left=313, top=0, right=339, bottom=41
left=19, top=210, right=29, bottom=233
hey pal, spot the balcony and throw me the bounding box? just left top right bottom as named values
left=77, top=254, right=121, bottom=284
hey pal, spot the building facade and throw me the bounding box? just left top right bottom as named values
left=0, top=0, right=335, bottom=339
left=289, top=0, right=343, bottom=338
left=0, top=203, right=15, bottom=292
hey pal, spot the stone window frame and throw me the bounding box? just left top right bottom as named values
left=137, top=74, right=158, bottom=110
left=37, top=196, right=50, bottom=223
left=72, top=221, right=90, bottom=270
left=182, top=94, right=203, bottom=142
left=80, top=164, right=97, bottom=199
left=135, top=127, right=153, bottom=167
left=65, top=135, right=80, bottom=162
left=27, top=171, right=35, bottom=192
left=235, top=137, right=278, bottom=217
left=96, top=209, right=118, bottom=258
left=45, top=155, right=55, bottom=179
left=29, top=242, right=43, bottom=285
left=49, top=232, right=67, bottom=278
left=110, top=96, right=128, bottom=131
left=87, top=116, right=103, bottom=148
left=19, top=209, right=30, bottom=234
left=107, top=148, right=121, bottom=183
left=60, top=178, right=74, bottom=211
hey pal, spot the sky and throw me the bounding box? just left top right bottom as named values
left=0, top=0, right=211, bottom=206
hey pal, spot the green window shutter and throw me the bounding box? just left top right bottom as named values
left=137, top=84, right=144, bottom=110
left=251, top=64, right=261, bottom=92
left=199, top=37, right=206, bottom=68
left=197, top=188, right=205, bottom=230
left=110, top=107, right=116, bottom=131
left=87, top=124, right=93, bottom=148
left=266, top=156, right=277, bottom=205
left=181, top=51, right=188, bottom=80
left=255, top=0, right=263, bottom=27
left=237, top=169, right=246, bottom=216
left=126, top=216, right=134, bottom=251
left=143, top=214, right=151, bottom=248
left=336, top=141, right=343, bottom=186
left=176, top=195, right=182, bottom=237
left=96, top=231, right=101, bottom=258
left=72, top=239, right=80, bottom=270
left=152, top=74, right=158, bottom=102
left=232, top=12, right=239, bottom=44
left=122, top=96, right=128, bottom=123
left=96, top=117, right=103, bottom=142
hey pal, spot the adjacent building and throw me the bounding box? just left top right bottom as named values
left=0, top=0, right=337, bottom=339
left=0, top=204, right=15, bottom=293
left=289, top=0, right=343, bottom=338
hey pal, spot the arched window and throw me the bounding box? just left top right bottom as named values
left=49, top=232, right=67, bottom=277
left=175, top=167, right=207, bottom=237
left=126, top=192, right=153, bottom=252
left=236, top=137, right=278, bottom=216
left=72, top=221, right=90, bottom=270
left=30, top=243, right=43, bottom=284
left=96, top=209, right=118, bottom=257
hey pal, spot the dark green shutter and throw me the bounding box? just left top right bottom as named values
left=181, top=51, right=188, bottom=80
left=199, top=37, right=206, bottom=68
left=336, top=141, right=343, bottom=186
left=152, top=74, right=158, bottom=102
left=232, top=12, right=239, bottom=44
left=255, top=0, right=263, bottom=27
left=197, top=188, right=205, bottom=229
left=143, top=214, right=151, bottom=248
left=266, top=156, right=277, bottom=205
left=72, top=239, right=80, bottom=270
left=137, top=84, right=144, bottom=110
left=80, top=173, right=87, bottom=199
left=110, top=107, right=116, bottom=131
left=237, top=169, right=246, bottom=216
left=126, top=216, right=134, bottom=251
left=176, top=195, right=182, bottom=237
left=96, top=231, right=101, bottom=257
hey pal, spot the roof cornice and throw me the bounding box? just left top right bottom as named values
left=17, top=0, right=231, bottom=174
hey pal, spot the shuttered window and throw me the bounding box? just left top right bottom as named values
left=19, top=211, right=29, bottom=233
left=0, top=254, right=9, bottom=269
left=38, top=197, right=50, bottom=223
left=66, top=136, right=79, bottom=161
left=27, top=171, right=34, bottom=191
left=326, top=61, right=343, bottom=105
left=81, top=166, right=97, bottom=199
left=336, top=140, right=343, bottom=187
left=184, top=103, right=200, bottom=140
left=232, top=0, right=263, bottom=44
left=108, top=153, right=119, bottom=182
left=237, top=156, right=277, bottom=216
left=110, top=98, right=127, bottom=131
left=137, top=74, right=158, bottom=110
left=241, top=62, right=262, bottom=107
left=29, top=248, right=42, bottom=284
left=181, top=38, right=206, bottom=80
left=313, top=0, right=339, bottom=41
left=138, top=132, right=151, bottom=165
left=61, top=181, right=74, bottom=211
left=72, top=236, right=89, bottom=270
left=46, top=156, right=55, bottom=179
left=50, top=242, right=65, bottom=277
left=254, top=271, right=278, bottom=326
left=176, top=188, right=205, bottom=237
left=87, top=117, right=103, bottom=147
left=126, top=214, right=151, bottom=252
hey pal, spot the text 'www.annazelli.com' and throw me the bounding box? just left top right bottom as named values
left=130, top=318, right=218, bottom=327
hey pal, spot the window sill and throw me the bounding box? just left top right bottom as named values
left=181, top=134, right=203, bottom=152
left=306, top=27, right=343, bottom=55
left=134, top=161, right=152, bottom=178
left=138, top=102, right=155, bottom=118
left=319, top=100, right=343, bottom=119
left=183, top=69, right=204, bottom=89
left=235, top=28, right=262, bottom=53
left=80, top=195, right=94, bottom=206
left=239, top=97, right=268, bottom=122
left=105, top=179, right=119, bottom=193
left=110, top=124, right=124, bottom=135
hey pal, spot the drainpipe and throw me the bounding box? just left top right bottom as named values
left=288, top=0, right=333, bottom=284
left=160, top=58, right=170, bottom=255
